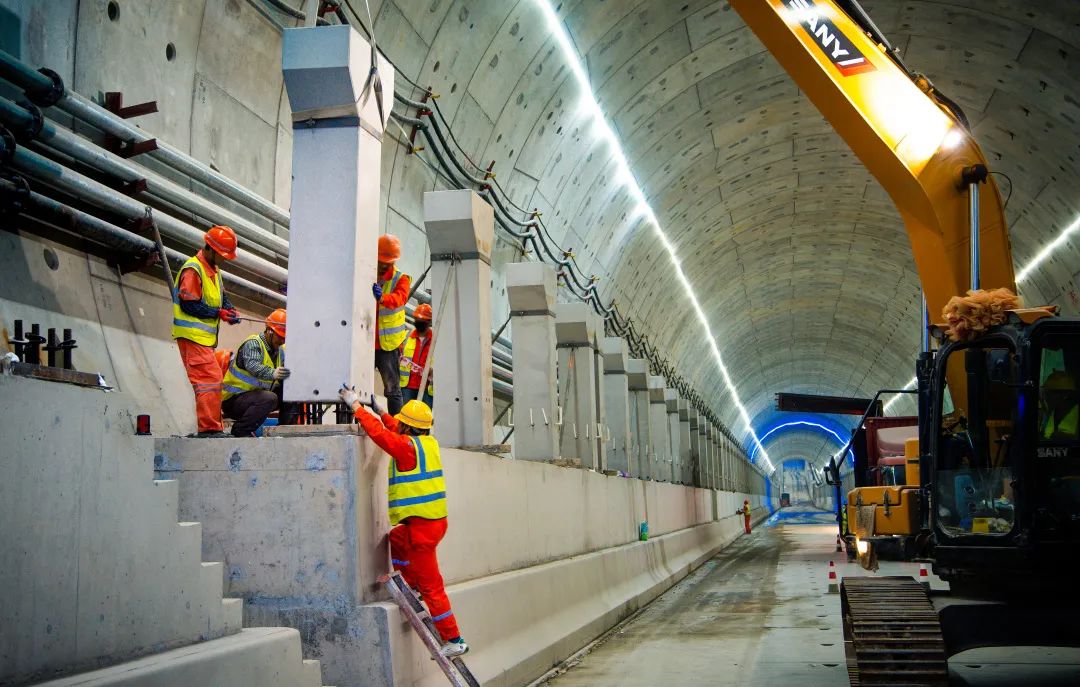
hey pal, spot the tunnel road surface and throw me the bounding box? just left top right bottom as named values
left=537, top=506, right=1080, bottom=687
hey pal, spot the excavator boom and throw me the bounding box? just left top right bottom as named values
left=730, top=0, right=1016, bottom=320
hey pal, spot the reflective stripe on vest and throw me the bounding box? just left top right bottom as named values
left=387, top=435, right=447, bottom=525
left=399, top=331, right=433, bottom=394
left=170, top=256, right=223, bottom=346
left=222, top=334, right=278, bottom=401
left=378, top=269, right=409, bottom=351
left=1042, top=405, right=1079, bottom=440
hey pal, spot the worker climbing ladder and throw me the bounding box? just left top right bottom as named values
left=380, top=571, right=481, bottom=687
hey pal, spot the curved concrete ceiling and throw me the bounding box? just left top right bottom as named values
left=365, top=0, right=1080, bottom=458
left=11, top=0, right=1079, bottom=464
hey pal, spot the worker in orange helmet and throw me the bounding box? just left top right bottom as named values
left=221, top=308, right=295, bottom=437
left=373, top=234, right=411, bottom=415
left=339, top=386, right=469, bottom=658
left=171, top=226, right=240, bottom=437
left=399, top=303, right=434, bottom=407
left=739, top=499, right=752, bottom=534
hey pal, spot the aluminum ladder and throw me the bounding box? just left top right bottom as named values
left=380, top=571, right=481, bottom=687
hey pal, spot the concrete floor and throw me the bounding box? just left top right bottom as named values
left=539, top=506, right=1080, bottom=687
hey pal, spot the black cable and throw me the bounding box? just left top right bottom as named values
left=389, top=101, right=733, bottom=437
left=263, top=0, right=305, bottom=19
left=990, top=170, right=1013, bottom=209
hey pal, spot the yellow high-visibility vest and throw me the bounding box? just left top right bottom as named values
left=388, top=435, right=447, bottom=525
left=399, top=331, right=433, bottom=395
left=378, top=268, right=409, bottom=351
left=1042, top=405, right=1079, bottom=440
left=171, top=256, right=223, bottom=346
left=222, top=334, right=283, bottom=401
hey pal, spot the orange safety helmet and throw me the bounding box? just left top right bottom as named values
left=265, top=308, right=286, bottom=338
left=414, top=303, right=432, bottom=322
left=378, top=234, right=402, bottom=263
left=205, top=225, right=238, bottom=260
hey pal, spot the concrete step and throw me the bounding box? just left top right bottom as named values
left=36, top=628, right=314, bottom=687
left=221, top=598, right=244, bottom=635
left=301, top=659, right=323, bottom=687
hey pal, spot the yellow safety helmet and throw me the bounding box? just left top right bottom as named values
left=1044, top=371, right=1076, bottom=392
left=395, top=400, right=433, bottom=430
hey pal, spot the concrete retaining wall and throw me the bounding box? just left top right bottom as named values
left=156, top=432, right=773, bottom=687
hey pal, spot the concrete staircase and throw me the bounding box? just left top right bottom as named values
left=0, top=373, right=327, bottom=686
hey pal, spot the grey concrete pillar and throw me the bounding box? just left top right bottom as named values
left=677, top=401, right=692, bottom=485
left=704, top=421, right=716, bottom=489
left=627, top=359, right=650, bottom=479
left=506, top=262, right=559, bottom=462
left=664, top=389, right=680, bottom=483
left=647, top=376, right=668, bottom=481
left=424, top=190, right=495, bottom=448
left=281, top=25, right=393, bottom=403
left=687, top=408, right=700, bottom=487
left=600, top=337, right=632, bottom=474
left=591, top=314, right=607, bottom=470
left=556, top=303, right=599, bottom=469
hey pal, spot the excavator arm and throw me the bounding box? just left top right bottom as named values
left=730, top=0, right=1016, bottom=320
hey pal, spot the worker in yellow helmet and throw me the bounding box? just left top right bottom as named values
left=221, top=308, right=294, bottom=437
left=339, top=386, right=468, bottom=658
left=171, top=225, right=240, bottom=437
left=373, top=234, right=410, bottom=415
left=1041, top=371, right=1078, bottom=440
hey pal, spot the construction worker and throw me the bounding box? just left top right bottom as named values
left=399, top=303, right=434, bottom=407
left=172, top=226, right=240, bottom=437
left=338, top=386, right=468, bottom=658
left=740, top=499, right=752, bottom=534
left=221, top=309, right=294, bottom=437
left=1041, top=371, right=1078, bottom=440
left=374, top=234, right=410, bottom=415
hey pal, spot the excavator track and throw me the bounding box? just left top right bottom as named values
left=840, top=576, right=948, bottom=687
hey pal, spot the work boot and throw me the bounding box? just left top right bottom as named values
left=192, top=431, right=230, bottom=438
left=439, top=637, right=469, bottom=658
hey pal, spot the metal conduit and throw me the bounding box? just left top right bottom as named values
left=0, top=178, right=285, bottom=306
left=0, top=48, right=291, bottom=227
left=8, top=146, right=289, bottom=283
left=0, top=97, right=290, bottom=258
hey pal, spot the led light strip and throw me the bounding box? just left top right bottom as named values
left=751, top=420, right=852, bottom=466
left=535, top=0, right=773, bottom=473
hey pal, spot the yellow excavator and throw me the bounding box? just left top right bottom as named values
left=731, top=0, right=1080, bottom=684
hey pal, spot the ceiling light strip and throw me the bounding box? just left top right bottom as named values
left=535, top=0, right=773, bottom=473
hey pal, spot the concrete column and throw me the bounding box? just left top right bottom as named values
left=647, top=376, right=668, bottom=481
left=281, top=25, right=393, bottom=403
left=687, top=408, right=700, bottom=487
left=556, top=303, right=599, bottom=469
left=600, top=337, right=632, bottom=474
left=423, top=190, right=495, bottom=447
left=705, top=421, right=716, bottom=489
left=664, top=389, right=680, bottom=484
left=591, top=314, right=607, bottom=470
left=506, top=262, right=558, bottom=462
left=627, top=359, right=650, bottom=479
left=700, top=417, right=711, bottom=488
left=677, top=401, right=692, bottom=485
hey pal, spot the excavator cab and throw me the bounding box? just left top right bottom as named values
left=928, top=315, right=1080, bottom=586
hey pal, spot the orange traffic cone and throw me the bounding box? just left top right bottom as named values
left=827, top=561, right=839, bottom=594
left=835, top=534, right=843, bottom=552
left=918, top=564, right=930, bottom=591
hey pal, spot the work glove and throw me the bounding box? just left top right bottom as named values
left=372, top=282, right=383, bottom=301
left=218, top=308, right=240, bottom=325
left=368, top=393, right=384, bottom=416
left=339, top=384, right=359, bottom=409
left=272, top=367, right=291, bottom=381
